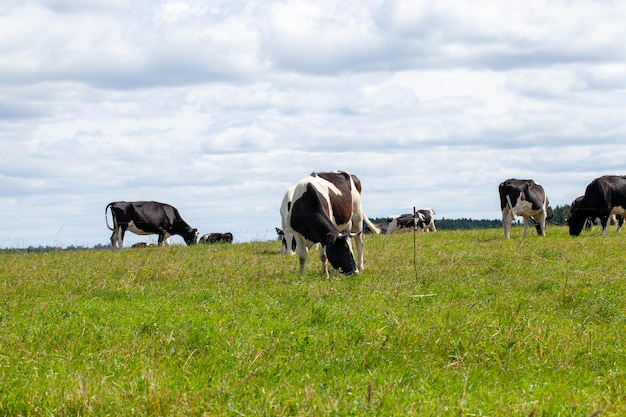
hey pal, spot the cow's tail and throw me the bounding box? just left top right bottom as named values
left=363, top=214, right=381, bottom=235
left=105, top=203, right=115, bottom=231
left=505, top=194, right=515, bottom=212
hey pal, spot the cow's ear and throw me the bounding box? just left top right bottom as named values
left=326, top=232, right=337, bottom=244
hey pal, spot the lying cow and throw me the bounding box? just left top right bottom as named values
left=286, top=170, right=381, bottom=276
left=131, top=242, right=154, bottom=248
left=199, top=232, right=234, bottom=244
left=106, top=201, right=198, bottom=249
left=498, top=178, right=549, bottom=238
left=568, top=175, right=626, bottom=236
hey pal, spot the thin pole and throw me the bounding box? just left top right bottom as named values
left=413, top=206, right=418, bottom=283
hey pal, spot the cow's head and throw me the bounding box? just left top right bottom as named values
left=567, top=213, right=585, bottom=236
left=184, top=228, right=199, bottom=245
left=325, top=231, right=358, bottom=275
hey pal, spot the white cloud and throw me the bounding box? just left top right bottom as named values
left=2, top=0, right=626, bottom=247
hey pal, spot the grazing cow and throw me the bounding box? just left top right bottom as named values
left=568, top=175, right=626, bottom=236
left=105, top=201, right=198, bottom=249
left=499, top=179, right=549, bottom=238
left=385, top=213, right=415, bottom=234
left=570, top=195, right=624, bottom=234
left=199, top=232, right=234, bottom=244
left=286, top=170, right=381, bottom=276
left=416, top=208, right=437, bottom=232
left=278, top=186, right=297, bottom=254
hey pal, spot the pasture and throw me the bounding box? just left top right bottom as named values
left=1, top=226, right=626, bottom=416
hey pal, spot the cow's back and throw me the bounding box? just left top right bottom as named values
left=129, top=202, right=177, bottom=226
left=595, top=175, right=626, bottom=207
left=312, top=171, right=355, bottom=226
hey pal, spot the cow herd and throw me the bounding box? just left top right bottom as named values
left=499, top=175, right=626, bottom=239
left=105, top=172, right=626, bottom=276
left=105, top=201, right=231, bottom=249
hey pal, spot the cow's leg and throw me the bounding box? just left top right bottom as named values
left=502, top=210, right=512, bottom=239
left=110, top=229, right=118, bottom=249
left=353, top=232, right=365, bottom=273
left=288, top=233, right=297, bottom=255
left=282, top=231, right=296, bottom=255
left=533, top=213, right=547, bottom=236
left=617, top=215, right=624, bottom=233
left=522, top=216, right=530, bottom=238
left=118, top=228, right=126, bottom=249
left=294, top=235, right=309, bottom=274
left=319, top=246, right=329, bottom=278
left=600, top=217, right=609, bottom=236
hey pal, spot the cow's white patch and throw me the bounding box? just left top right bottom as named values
left=502, top=195, right=547, bottom=239
left=611, top=206, right=626, bottom=216
left=126, top=221, right=152, bottom=236
left=507, top=197, right=537, bottom=218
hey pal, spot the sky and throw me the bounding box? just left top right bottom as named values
left=2, top=0, right=626, bottom=248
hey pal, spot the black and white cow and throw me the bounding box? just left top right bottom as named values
left=385, top=209, right=436, bottom=234
left=131, top=242, right=154, bottom=248
left=499, top=179, right=549, bottom=239
left=416, top=208, right=436, bottom=232
left=278, top=185, right=297, bottom=254
left=105, top=201, right=198, bottom=249
left=385, top=213, right=415, bottom=234
left=199, top=232, right=234, bottom=244
left=286, top=170, right=381, bottom=276
left=568, top=175, right=626, bottom=236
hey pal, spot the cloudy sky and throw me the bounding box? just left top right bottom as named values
left=2, top=0, right=626, bottom=248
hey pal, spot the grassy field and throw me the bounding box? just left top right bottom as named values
left=1, top=225, right=626, bottom=416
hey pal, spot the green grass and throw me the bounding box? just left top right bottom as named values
left=2, top=226, right=626, bottom=416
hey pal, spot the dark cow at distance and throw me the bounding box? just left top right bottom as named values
left=106, top=201, right=198, bottom=249
left=199, top=232, right=234, bottom=244
left=499, top=178, right=549, bottom=238
left=568, top=175, right=626, bottom=236
left=286, top=170, right=380, bottom=276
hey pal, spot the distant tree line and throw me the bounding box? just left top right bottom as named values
left=547, top=204, right=570, bottom=226
left=0, top=243, right=111, bottom=253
